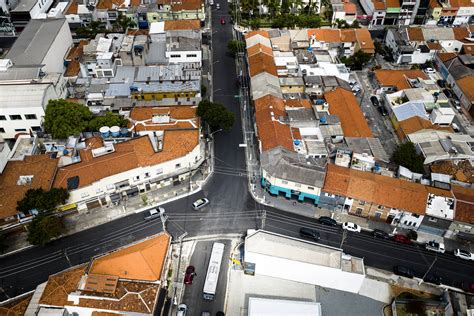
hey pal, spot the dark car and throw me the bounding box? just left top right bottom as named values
left=437, top=79, right=446, bottom=88
left=443, top=89, right=453, bottom=98
left=393, top=265, right=415, bottom=278
left=318, top=216, right=337, bottom=226
left=184, top=266, right=196, bottom=284
left=461, top=281, right=474, bottom=293
left=424, top=274, right=442, bottom=285
left=377, top=105, right=388, bottom=116
left=392, top=234, right=412, bottom=245
left=373, top=229, right=390, bottom=239
left=370, top=96, right=380, bottom=107
left=300, top=227, right=321, bottom=241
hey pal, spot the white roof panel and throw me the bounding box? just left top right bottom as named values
left=248, top=297, right=322, bottom=316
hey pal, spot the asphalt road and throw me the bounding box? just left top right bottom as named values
left=1, top=4, right=474, bottom=305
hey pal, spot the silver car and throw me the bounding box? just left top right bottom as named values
left=192, top=198, right=210, bottom=210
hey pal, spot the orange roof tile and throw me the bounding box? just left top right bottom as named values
left=308, top=29, right=342, bottom=42
left=247, top=43, right=273, bottom=57
left=470, top=24, right=474, bottom=32
left=463, top=44, right=474, bottom=54
left=39, top=265, right=88, bottom=306
left=456, top=74, right=474, bottom=102
left=90, top=233, right=170, bottom=281
left=323, top=164, right=430, bottom=215
left=429, top=0, right=441, bottom=8
left=245, top=31, right=269, bottom=39
left=344, top=2, right=357, bottom=14
left=373, top=0, right=386, bottom=9
left=66, top=0, right=78, bottom=14
left=171, top=0, right=202, bottom=11
left=453, top=26, right=470, bottom=41
left=452, top=185, right=474, bottom=224
left=354, top=29, right=375, bottom=53
left=340, top=29, right=356, bottom=42
left=127, top=29, right=149, bottom=35
left=164, top=19, right=201, bottom=30
left=96, top=0, right=124, bottom=10
left=128, top=106, right=199, bottom=132
left=0, top=294, right=32, bottom=316
left=324, top=88, right=373, bottom=138
left=248, top=52, right=278, bottom=77
left=285, top=98, right=312, bottom=108
left=396, top=116, right=453, bottom=140
left=449, top=0, right=474, bottom=6
left=0, top=155, right=57, bottom=221
left=386, top=0, right=400, bottom=8
left=437, top=52, right=458, bottom=61
left=427, top=42, right=442, bottom=50
left=374, top=69, right=428, bottom=90
left=407, top=28, right=424, bottom=41
left=53, top=131, right=199, bottom=190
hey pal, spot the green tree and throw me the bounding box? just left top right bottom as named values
left=88, top=112, right=128, bottom=131
left=340, top=50, right=372, bottom=70
left=112, top=13, right=137, bottom=32
left=228, top=39, right=246, bottom=55
left=392, top=142, right=425, bottom=174
left=201, top=84, right=207, bottom=97
left=198, top=100, right=235, bottom=131
left=17, top=188, right=70, bottom=214
left=27, top=215, right=65, bottom=246
left=76, top=21, right=107, bottom=39
left=249, top=18, right=261, bottom=30
left=44, top=99, right=93, bottom=138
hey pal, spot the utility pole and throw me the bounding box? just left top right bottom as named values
left=419, top=256, right=438, bottom=285
left=172, top=232, right=188, bottom=307
left=257, top=209, right=266, bottom=230
left=160, top=213, right=168, bottom=232
left=64, top=248, right=72, bottom=267
left=339, top=229, right=348, bottom=249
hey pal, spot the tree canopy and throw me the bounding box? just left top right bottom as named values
left=340, top=50, right=372, bottom=70
left=27, top=215, right=65, bottom=246
left=17, top=188, right=70, bottom=214
left=76, top=21, right=107, bottom=39
left=197, top=100, right=235, bottom=131
left=391, top=142, right=425, bottom=174
left=44, top=99, right=128, bottom=138
left=228, top=39, right=246, bottom=55
left=112, top=13, right=137, bottom=32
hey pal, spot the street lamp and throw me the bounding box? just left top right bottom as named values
left=209, top=128, right=223, bottom=138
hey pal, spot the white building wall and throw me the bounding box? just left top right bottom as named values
left=439, top=40, right=464, bottom=53
left=262, top=169, right=322, bottom=197
left=360, top=0, right=374, bottom=15
left=245, top=252, right=365, bottom=294
left=29, top=0, right=54, bottom=18
left=41, top=21, right=73, bottom=74
left=0, top=141, right=11, bottom=173
left=67, top=143, right=202, bottom=204
left=392, top=210, right=424, bottom=229
left=166, top=50, right=202, bottom=65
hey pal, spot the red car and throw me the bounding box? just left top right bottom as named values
left=392, top=234, right=412, bottom=245
left=220, top=18, right=225, bottom=25
left=462, top=281, right=474, bottom=293
left=184, top=266, right=196, bottom=284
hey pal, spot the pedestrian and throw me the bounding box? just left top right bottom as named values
left=293, top=201, right=296, bottom=206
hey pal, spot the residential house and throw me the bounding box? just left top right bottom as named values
left=374, top=69, right=428, bottom=93
left=359, top=0, right=386, bottom=27
left=64, top=0, right=93, bottom=29
left=331, top=0, right=357, bottom=25
left=436, top=0, right=474, bottom=25
left=395, top=116, right=453, bottom=141
left=166, top=30, right=202, bottom=65
left=25, top=233, right=171, bottom=315
left=9, top=0, right=54, bottom=30
left=307, top=28, right=375, bottom=58
left=147, top=0, right=205, bottom=22
left=447, top=185, right=474, bottom=240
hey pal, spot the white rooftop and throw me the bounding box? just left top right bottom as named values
left=150, top=22, right=165, bottom=34
left=248, top=297, right=322, bottom=316
left=96, top=37, right=112, bottom=53
left=0, top=84, right=50, bottom=108
left=426, top=193, right=455, bottom=220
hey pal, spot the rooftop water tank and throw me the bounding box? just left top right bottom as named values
left=320, top=117, right=327, bottom=124
left=99, top=126, right=110, bottom=138
left=110, top=126, right=120, bottom=137
left=294, top=140, right=301, bottom=146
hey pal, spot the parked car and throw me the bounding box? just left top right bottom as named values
left=425, top=241, right=445, bottom=254
left=220, top=18, right=225, bottom=24
left=437, top=79, right=446, bottom=88
left=216, top=3, right=220, bottom=9
left=201, top=312, right=211, bottom=316
left=318, top=216, right=337, bottom=227
left=454, top=249, right=474, bottom=261
left=177, top=304, right=188, bottom=316
left=184, top=266, right=196, bottom=284
left=393, top=265, right=415, bottom=278
left=370, top=96, right=380, bottom=107
left=377, top=105, right=388, bottom=116
left=424, top=273, right=442, bottom=285
left=424, top=67, right=436, bottom=74
left=299, top=227, right=321, bottom=241
left=461, top=281, right=474, bottom=293
left=144, top=207, right=165, bottom=220
left=342, top=222, right=361, bottom=233
left=373, top=229, right=390, bottom=239
left=392, top=234, right=412, bottom=245
left=443, top=89, right=453, bottom=98
left=452, top=122, right=460, bottom=133
left=352, top=86, right=362, bottom=95
left=192, top=198, right=210, bottom=210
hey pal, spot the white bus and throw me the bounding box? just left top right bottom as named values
left=203, top=242, right=225, bottom=300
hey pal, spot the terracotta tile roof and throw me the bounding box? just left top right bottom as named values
left=96, top=0, right=125, bottom=10
left=449, top=0, right=474, bottom=6
left=437, top=52, right=457, bottom=62
left=456, top=74, right=474, bottom=102
left=90, top=233, right=170, bottom=281
left=308, top=29, right=342, bottom=43
left=386, top=0, right=400, bottom=8
left=452, top=185, right=474, bottom=224
left=65, top=40, right=87, bottom=77
left=245, top=31, right=269, bottom=39
left=374, top=69, right=428, bottom=90
left=127, top=29, right=149, bottom=35
left=373, top=0, right=386, bottom=9
left=354, top=29, right=375, bottom=53
left=285, top=98, right=312, bottom=108
left=396, top=116, right=453, bottom=140
left=247, top=43, right=273, bottom=57
left=0, top=155, right=58, bottom=221
left=171, top=0, right=202, bottom=11
left=463, top=44, right=474, bottom=54
left=427, top=42, right=442, bottom=50
left=164, top=19, right=201, bottom=30
left=344, top=1, right=357, bottom=14
left=248, top=52, right=278, bottom=77
left=254, top=96, right=294, bottom=152
left=324, top=88, right=373, bottom=138
left=340, top=29, right=356, bottom=42
left=128, top=106, right=199, bottom=132
left=323, top=164, right=430, bottom=215
left=0, top=294, right=32, bottom=316
left=407, top=28, right=424, bottom=41
left=66, top=0, right=78, bottom=14
left=470, top=24, right=474, bottom=32
left=53, top=131, right=199, bottom=190
left=429, top=0, right=441, bottom=8
left=39, top=265, right=88, bottom=306
left=453, top=26, right=470, bottom=41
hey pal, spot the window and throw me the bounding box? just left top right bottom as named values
left=412, top=214, right=420, bottom=218
left=429, top=217, right=438, bottom=223
left=377, top=205, right=383, bottom=210
left=9, top=115, right=21, bottom=120
left=356, top=208, right=363, bottom=215
left=308, top=186, right=314, bottom=190
left=156, top=168, right=163, bottom=175
left=0, top=128, right=4, bottom=133
left=186, top=54, right=197, bottom=58
left=358, top=200, right=365, bottom=206
left=144, top=172, right=150, bottom=178
left=133, top=175, right=140, bottom=181
left=95, top=188, right=103, bottom=194
left=175, top=163, right=181, bottom=168
left=0, top=115, right=5, bottom=120
left=294, top=183, right=301, bottom=188
left=170, top=54, right=181, bottom=58
left=81, top=192, right=90, bottom=198
left=281, top=180, right=288, bottom=184
left=31, top=126, right=42, bottom=132
left=15, top=128, right=26, bottom=132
